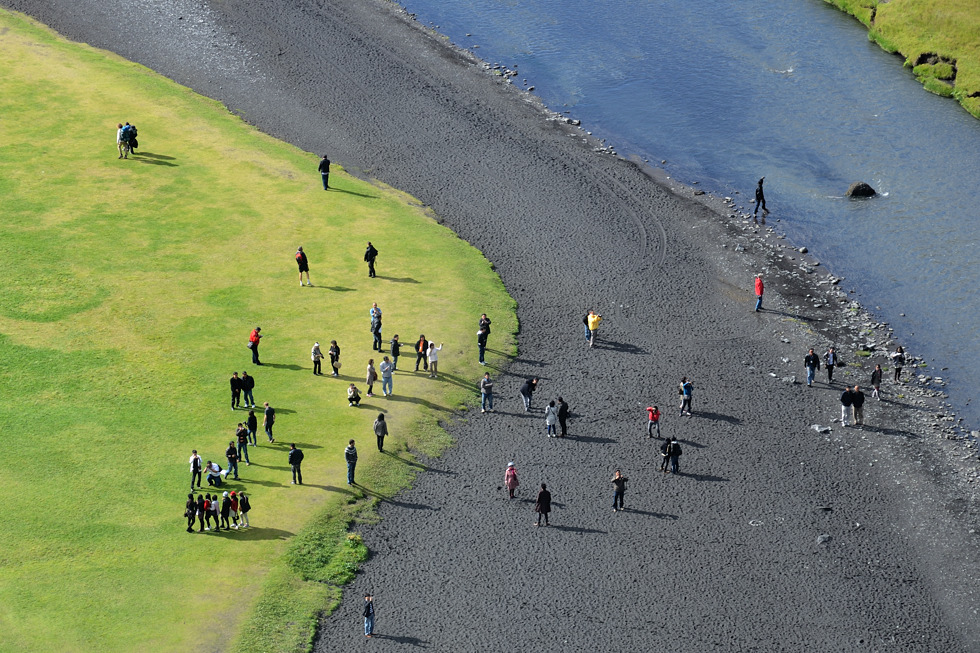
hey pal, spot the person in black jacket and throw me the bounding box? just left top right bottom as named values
left=414, top=335, right=428, bottom=372
left=236, top=424, right=250, bottom=465
left=363, top=594, right=375, bottom=638
left=556, top=397, right=569, bottom=437
left=660, top=439, right=671, bottom=473
left=296, top=246, right=311, bottom=286
left=534, top=483, right=552, bottom=526
left=851, top=385, right=866, bottom=426
left=840, top=386, right=853, bottom=427
left=669, top=438, right=682, bottom=474
left=329, top=340, right=341, bottom=377
left=389, top=334, right=401, bottom=370
left=246, top=410, right=258, bottom=446
left=479, top=314, right=492, bottom=342
left=754, top=176, right=769, bottom=218
left=871, top=364, right=883, bottom=400
left=345, top=439, right=358, bottom=485
left=364, top=241, right=378, bottom=278
left=318, top=155, right=330, bottom=190
left=241, top=371, right=256, bottom=408
left=519, top=377, right=539, bottom=412
left=185, top=494, right=197, bottom=533
left=220, top=491, right=232, bottom=529
left=477, top=327, right=488, bottom=365
left=372, top=316, right=383, bottom=352
left=288, top=443, right=304, bottom=485
left=804, top=348, right=821, bottom=387
left=611, top=470, right=628, bottom=512
left=230, top=372, right=242, bottom=410
left=225, top=441, right=240, bottom=480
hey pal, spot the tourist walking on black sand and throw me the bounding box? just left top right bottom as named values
left=414, top=335, right=428, bottom=372
left=851, top=385, right=866, bottom=426
left=230, top=372, right=242, bottom=410
left=660, top=439, right=671, bottom=473
left=345, top=439, right=358, bottom=485
left=190, top=450, right=203, bottom=490
left=364, top=241, right=378, bottom=278
left=248, top=327, right=262, bottom=365
left=480, top=372, right=494, bottom=412
left=840, top=386, right=853, bottom=427
left=389, top=335, right=400, bottom=370
left=263, top=402, right=276, bottom=443
left=318, top=155, right=330, bottom=190
left=236, top=423, right=250, bottom=465
left=804, top=348, right=821, bottom=387
left=296, top=246, right=311, bottom=286
left=246, top=410, right=258, bottom=446
left=427, top=341, right=443, bottom=378
left=646, top=405, right=661, bottom=438
left=557, top=397, right=569, bottom=437
left=220, top=491, right=232, bottom=529
left=519, top=377, right=538, bottom=413
left=754, top=274, right=764, bottom=312
left=380, top=356, right=393, bottom=397
left=477, top=326, right=488, bottom=365
left=241, top=371, right=256, bottom=408
left=185, top=494, right=197, bottom=533
left=371, top=315, right=383, bottom=352
left=669, top=437, right=682, bottom=474
left=225, top=440, right=240, bottom=480
left=891, top=346, right=906, bottom=382
left=587, top=310, right=603, bottom=347
left=544, top=400, right=558, bottom=437
left=239, top=491, right=250, bottom=528
left=754, top=177, right=769, bottom=217
left=504, top=462, right=520, bottom=498
left=678, top=377, right=693, bottom=416
left=288, top=443, right=304, bottom=485
left=824, top=347, right=838, bottom=383
left=611, top=470, right=628, bottom=512
left=329, top=340, right=341, bottom=377
left=534, top=484, right=551, bottom=526
left=348, top=383, right=362, bottom=406
left=871, top=364, right=883, bottom=400
left=374, top=413, right=388, bottom=452
left=366, top=359, right=377, bottom=397
left=311, top=341, right=324, bottom=376
left=363, top=594, right=375, bottom=638
left=479, top=314, right=492, bottom=343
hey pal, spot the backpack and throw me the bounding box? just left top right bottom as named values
left=120, top=124, right=133, bottom=142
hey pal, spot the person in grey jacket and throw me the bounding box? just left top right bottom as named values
left=373, top=413, right=388, bottom=452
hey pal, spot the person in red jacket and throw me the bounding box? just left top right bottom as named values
left=754, top=274, right=764, bottom=312
left=645, top=405, right=661, bottom=438
left=249, top=327, right=262, bottom=365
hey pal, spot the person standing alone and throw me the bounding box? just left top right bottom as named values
left=189, top=450, right=203, bottom=490
left=557, top=396, right=569, bottom=437
left=364, top=241, right=379, bottom=278
left=754, top=274, right=764, bottom=312
left=296, top=247, right=311, bottom=286
left=646, top=405, right=661, bottom=438
left=318, top=155, right=330, bottom=190
left=754, top=177, right=769, bottom=218
left=587, top=311, right=603, bottom=347
left=345, top=439, right=358, bottom=485
left=534, top=483, right=552, bottom=527
left=373, top=413, right=388, bottom=452
left=363, top=594, right=375, bottom=638
left=824, top=347, right=838, bottom=384
left=288, top=443, right=304, bottom=485
left=263, top=402, right=276, bottom=443
left=611, top=470, right=628, bottom=512
left=480, top=372, right=494, bottom=413
left=249, top=327, right=262, bottom=365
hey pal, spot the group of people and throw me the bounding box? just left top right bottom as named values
left=184, top=490, right=250, bottom=533
left=114, top=121, right=138, bottom=159
left=802, top=341, right=906, bottom=426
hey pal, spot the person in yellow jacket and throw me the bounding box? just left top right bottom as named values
left=586, top=311, right=602, bottom=347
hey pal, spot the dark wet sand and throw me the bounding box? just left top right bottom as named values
left=6, top=0, right=978, bottom=650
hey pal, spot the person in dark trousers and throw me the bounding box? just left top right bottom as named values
left=479, top=314, right=492, bottom=342
left=263, top=402, right=276, bottom=443
left=871, top=364, right=883, bottom=400
left=480, top=372, right=494, bottom=413
left=824, top=347, right=838, bottom=383
left=195, top=494, right=206, bottom=532
left=414, top=335, right=429, bottom=371
left=185, top=494, right=197, bottom=533
left=348, top=383, right=362, bottom=406
left=678, top=377, right=693, bottom=416
left=288, top=443, right=304, bottom=485
left=220, top=491, right=232, bottom=529
left=241, top=371, right=256, bottom=408
left=534, top=483, right=552, bottom=526
left=611, top=470, right=628, bottom=512
left=364, top=241, right=378, bottom=278
left=754, top=274, right=764, bottom=312
left=229, top=492, right=240, bottom=529
left=190, top=450, right=203, bottom=490
left=519, top=377, right=539, bottom=412
left=311, top=341, right=323, bottom=376
left=363, top=594, right=375, bottom=638
left=891, top=346, right=906, bottom=382
left=840, top=386, right=853, bottom=427
left=345, top=439, right=358, bottom=485
left=851, top=385, right=866, bottom=426
left=660, top=439, right=671, bottom=473
left=389, top=334, right=401, bottom=370
left=296, top=246, right=311, bottom=286
left=225, top=441, right=240, bottom=480
left=329, top=340, right=341, bottom=377
left=236, top=423, right=250, bottom=465
left=230, top=372, right=242, bottom=410
left=754, top=177, right=769, bottom=218
left=372, top=315, right=383, bottom=351
left=249, top=327, right=262, bottom=365
left=669, top=437, right=682, bottom=474
left=557, top=397, right=569, bottom=437
left=804, top=348, right=821, bottom=387
left=239, top=491, right=251, bottom=528
left=477, top=326, right=488, bottom=365
left=318, top=155, right=330, bottom=190
left=246, top=410, right=258, bottom=446
left=374, top=413, right=388, bottom=452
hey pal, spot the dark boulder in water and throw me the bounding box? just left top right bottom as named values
left=845, top=181, right=877, bottom=197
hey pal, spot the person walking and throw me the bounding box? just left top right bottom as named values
left=248, top=327, right=262, bottom=365
left=754, top=176, right=769, bottom=217
left=427, top=341, right=443, bottom=378
left=754, top=274, right=764, bottom=312
left=389, top=334, right=401, bottom=370
left=371, top=315, right=383, bottom=352
left=480, top=372, right=494, bottom=413
left=504, top=462, right=520, bottom=499
left=374, top=413, right=388, bottom=452
left=668, top=437, right=682, bottom=474
left=329, top=340, right=341, bottom=377
left=225, top=441, right=240, bottom=480
left=230, top=372, right=242, bottom=410
left=239, top=491, right=251, bottom=528
left=678, top=377, right=693, bottom=416
left=646, top=405, right=662, bottom=438
left=220, top=491, right=232, bottom=529
left=587, top=310, right=603, bottom=347
left=519, top=377, right=538, bottom=412
left=364, top=241, right=378, bottom=278
left=288, top=443, right=304, bottom=485
left=318, top=155, right=330, bottom=190
left=544, top=401, right=558, bottom=437
left=477, top=326, right=488, bottom=365
left=236, top=423, right=250, bottom=465
left=345, top=439, right=358, bottom=485
left=534, top=484, right=552, bottom=527
left=366, top=359, right=377, bottom=397
left=116, top=123, right=128, bottom=159
left=380, top=356, right=394, bottom=397
left=246, top=410, right=258, bottom=446
left=840, top=385, right=853, bottom=427
left=263, top=402, right=276, bottom=443
left=311, top=341, right=324, bottom=375
left=871, top=364, right=883, bottom=400
left=414, top=335, right=429, bottom=372
left=185, top=493, right=197, bottom=533
left=611, top=470, right=628, bottom=512
left=660, top=438, right=671, bottom=473
left=824, top=347, right=838, bottom=383
left=891, top=346, right=906, bottom=382
left=851, top=385, right=866, bottom=426
left=190, top=450, right=203, bottom=490
left=296, top=247, right=312, bottom=286
left=347, top=383, right=362, bottom=407
left=479, top=314, right=492, bottom=344
left=557, top=396, right=569, bottom=437
left=804, top=348, right=821, bottom=387
left=363, top=594, right=375, bottom=638
left=241, top=371, right=256, bottom=408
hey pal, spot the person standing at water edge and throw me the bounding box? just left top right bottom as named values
left=611, top=470, right=628, bottom=512
left=190, top=450, right=203, bottom=490
left=288, top=443, right=304, bottom=485
left=364, top=241, right=378, bottom=278
left=380, top=356, right=394, bottom=397
left=374, top=413, right=388, bottom=452
left=230, top=371, right=242, bottom=410
left=311, top=341, right=324, bottom=376
left=824, top=347, right=838, bottom=383
left=241, top=371, right=256, bottom=408
left=263, top=402, right=276, bottom=442
left=754, top=274, right=764, bottom=312
left=871, top=364, right=883, bottom=400
left=535, top=484, right=551, bottom=526
left=754, top=177, right=769, bottom=217
left=363, top=594, right=375, bottom=638
left=480, top=372, right=494, bottom=412
left=891, top=346, right=906, bottom=382
left=318, top=155, right=330, bottom=190
left=248, top=327, right=262, bottom=365
left=804, top=348, right=820, bottom=387
left=296, top=247, right=311, bottom=286
left=345, top=439, right=358, bottom=485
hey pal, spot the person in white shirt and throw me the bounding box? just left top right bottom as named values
left=427, top=342, right=443, bottom=378
left=189, top=450, right=203, bottom=490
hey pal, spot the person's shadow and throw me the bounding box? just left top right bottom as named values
left=133, top=151, right=178, bottom=166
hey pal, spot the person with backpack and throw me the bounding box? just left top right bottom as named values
left=364, top=241, right=379, bottom=278
left=678, top=377, right=693, bottom=416
left=296, top=247, right=311, bottom=286
left=414, top=335, right=428, bottom=372
left=318, top=155, right=331, bottom=190
left=611, top=470, right=628, bottom=512
left=241, top=371, right=256, bottom=408
left=116, top=122, right=132, bottom=159
left=288, top=443, right=304, bottom=485
left=668, top=438, right=682, bottom=474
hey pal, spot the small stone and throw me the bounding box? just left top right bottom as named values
left=845, top=181, right=877, bottom=197
left=799, top=246, right=808, bottom=253
left=816, top=534, right=832, bottom=546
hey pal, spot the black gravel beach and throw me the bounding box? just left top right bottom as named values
left=9, top=0, right=979, bottom=650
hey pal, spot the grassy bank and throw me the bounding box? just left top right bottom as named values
left=0, top=9, right=515, bottom=653
left=822, top=0, right=980, bottom=118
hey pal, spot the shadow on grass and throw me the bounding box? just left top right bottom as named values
left=315, top=286, right=357, bottom=292
left=307, top=484, right=357, bottom=495
left=134, top=156, right=178, bottom=167
left=206, top=526, right=294, bottom=540
left=385, top=394, right=452, bottom=413
left=263, top=363, right=303, bottom=371
left=135, top=151, right=175, bottom=160
left=375, top=276, right=420, bottom=283
left=328, top=187, right=377, bottom=198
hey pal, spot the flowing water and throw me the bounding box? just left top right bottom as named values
left=401, top=0, right=980, bottom=427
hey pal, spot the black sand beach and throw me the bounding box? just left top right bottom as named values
left=8, top=0, right=979, bottom=649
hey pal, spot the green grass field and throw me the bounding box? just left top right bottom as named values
left=0, top=10, right=515, bottom=652
left=823, top=0, right=980, bottom=118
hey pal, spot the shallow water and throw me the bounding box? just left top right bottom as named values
left=401, top=0, right=980, bottom=427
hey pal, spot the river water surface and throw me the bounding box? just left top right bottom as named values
left=401, top=0, right=980, bottom=427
